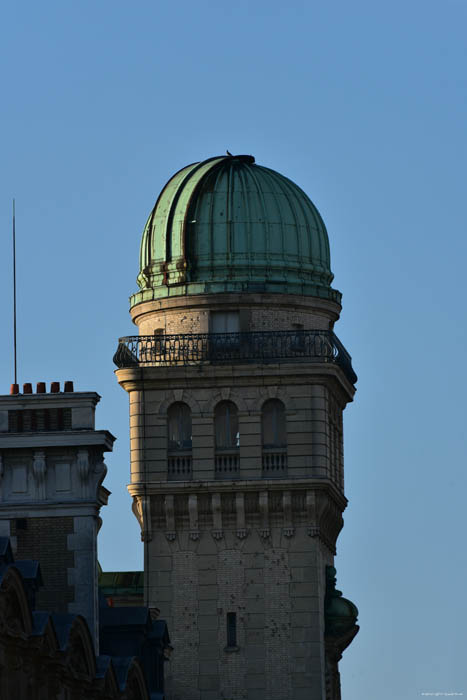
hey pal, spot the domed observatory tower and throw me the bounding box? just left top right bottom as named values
left=114, top=155, right=358, bottom=700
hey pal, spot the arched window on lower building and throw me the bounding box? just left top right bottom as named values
left=261, top=399, right=287, bottom=476
left=214, top=401, right=239, bottom=479
left=167, top=402, right=192, bottom=480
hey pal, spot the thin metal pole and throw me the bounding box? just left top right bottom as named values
left=12, top=199, right=17, bottom=385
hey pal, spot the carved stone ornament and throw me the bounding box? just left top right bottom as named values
left=308, top=526, right=320, bottom=537
left=131, top=496, right=153, bottom=542
left=165, top=532, right=176, bottom=542
left=32, top=451, right=46, bottom=484
left=211, top=530, right=223, bottom=540
left=236, top=529, right=248, bottom=539
left=189, top=531, right=200, bottom=541
left=259, top=528, right=270, bottom=539
left=282, top=527, right=295, bottom=538
left=93, top=457, right=107, bottom=479
left=77, top=450, right=90, bottom=483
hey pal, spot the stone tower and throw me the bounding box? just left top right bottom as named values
left=114, top=154, right=359, bottom=700
left=0, top=381, right=115, bottom=649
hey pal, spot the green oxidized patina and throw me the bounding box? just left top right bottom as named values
left=324, top=566, right=359, bottom=639
left=131, top=154, right=341, bottom=309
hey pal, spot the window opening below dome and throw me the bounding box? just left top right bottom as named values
left=210, top=311, right=239, bottom=334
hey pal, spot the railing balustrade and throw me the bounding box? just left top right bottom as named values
left=167, top=452, right=193, bottom=481
left=113, top=330, right=357, bottom=385
left=262, top=449, right=288, bottom=477
left=215, top=451, right=240, bottom=479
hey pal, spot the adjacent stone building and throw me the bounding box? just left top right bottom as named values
left=0, top=380, right=171, bottom=699
left=0, top=381, right=114, bottom=648
left=114, top=154, right=359, bottom=699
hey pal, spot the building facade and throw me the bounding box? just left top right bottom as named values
left=114, top=154, right=359, bottom=700
left=0, top=381, right=114, bottom=648
left=0, top=381, right=171, bottom=698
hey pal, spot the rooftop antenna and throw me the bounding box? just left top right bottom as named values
left=12, top=199, right=17, bottom=386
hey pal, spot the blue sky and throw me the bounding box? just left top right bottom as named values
left=1, top=1, right=466, bottom=698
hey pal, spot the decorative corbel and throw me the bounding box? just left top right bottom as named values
left=259, top=491, right=270, bottom=538
left=93, top=455, right=107, bottom=479
left=188, top=494, right=199, bottom=541
left=76, top=449, right=90, bottom=497
left=132, top=495, right=153, bottom=542
left=282, top=491, right=294, bottom=537
left=165, top=494, right=176, bottom=541
left=32, top=451, right=46, bottom=500
left=235, top=492, right=248, bottom=539
left=306, top=490, right=320, bottom=538
left=211, top=492, right=223, bottom=540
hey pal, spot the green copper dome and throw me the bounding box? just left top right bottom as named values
left=131, top=155, right=341, bottom=308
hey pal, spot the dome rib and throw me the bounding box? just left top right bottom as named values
left=274, top=170, right=309, bottom=272
left=245, top=163, right=271, bottom=267
left=132, top=155, right=341, bottom=307
left=238, top=165, right=253, bottom=277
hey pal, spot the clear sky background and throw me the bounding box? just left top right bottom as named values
left=1, top=1, right=466, bottom=698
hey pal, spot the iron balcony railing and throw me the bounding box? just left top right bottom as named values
left=113, top=330, right=357, bottom=384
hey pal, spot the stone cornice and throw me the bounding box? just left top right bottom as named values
left=0, top=430, right=115, bottom=451
left=0, top=502, right=104, bottom=518
left=128, top=477, right=347, bottom=506
left=116, top=362, right=355, bottom=401
left=0, top=392, right=101, bottom=411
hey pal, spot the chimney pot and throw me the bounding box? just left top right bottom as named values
left=23, top=383, right=32, bottom=394
left=36, top=382, right=46, bottom=393
left=10, top=384, right=19, bottom=395
left=64, top=381, right=74, bottom=392
left=50, top=382, right=60, bottom=393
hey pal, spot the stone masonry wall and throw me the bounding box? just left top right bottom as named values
left=131, top=293, right=340, bottom=336
left=120, top=294, right=354, bottom=700
left=128, top=378, right=346, bottom=493
left=11, top=515, right=74, bottom=612
left=137, top=306, right=330, bottom=336
left=147, top=523, right=333, bottom=700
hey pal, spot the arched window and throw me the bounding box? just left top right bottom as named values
left=215, top=401, right=239, bottom=449
left=167, top=403, right=192, bottom=451
left=261, top=399, right=286, bottom=448
left=261, top=399, right=287, bottom=477
left=214, top=401, right=239, bottom=478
